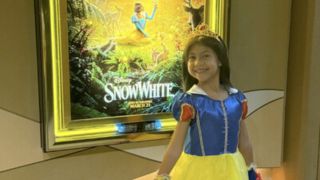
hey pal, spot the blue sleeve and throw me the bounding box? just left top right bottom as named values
left=131, top=15, right=138, bottom=23
left=146, top=6, right=157, bottom=20
left=237, top=90, right=247, bottom=102
left=171, top=91, right=195, bottom=122
left=134, top=22, right=145, bottom=32
left=237, top=91, right=248, bottom=120
left=131, top=15, right=148, bottom=37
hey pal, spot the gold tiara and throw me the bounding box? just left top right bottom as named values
left=189, top=23, right=222, bottom=40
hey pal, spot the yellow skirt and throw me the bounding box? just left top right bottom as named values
left=170, top=151, right=248, bottom=180
left=116, top=30, right=151, bottom=46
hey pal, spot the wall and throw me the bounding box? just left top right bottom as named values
left=284, top=0, right=320, bottom=179
left=229, top=0, right=291, bottom=168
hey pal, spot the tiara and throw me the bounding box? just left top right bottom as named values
left=189, top=23, right=222, bottom=41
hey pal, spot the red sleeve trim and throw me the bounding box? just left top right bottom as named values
left=241, top=100, right=248, bottom=120
left=179, top=103, right=195, bottom=122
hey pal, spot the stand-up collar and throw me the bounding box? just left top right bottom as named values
left=187, top=84, right=238, bottom=96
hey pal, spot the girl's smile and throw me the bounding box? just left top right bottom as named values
left=157, top=33, right=255, bottom=180
left=193, top=67, right=209, bottom=73
left=187, top=44, right=220, bottom=84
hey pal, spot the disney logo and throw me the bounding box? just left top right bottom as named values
left=114, top=77, right=133, bottom=84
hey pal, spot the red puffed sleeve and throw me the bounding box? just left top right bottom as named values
left=241, top=99, right=248, bottom=120
left=179, top=103, right=195, bottom=122
left=171, top=91, right=195, bottom=122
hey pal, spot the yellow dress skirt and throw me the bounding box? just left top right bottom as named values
left=170, top=150, right=249, bottom=180
left=116, top=30, right=151, bottom=46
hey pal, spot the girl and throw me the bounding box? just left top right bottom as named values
left=117, top=1, right=157, bottom=46
left=131, top=2, right=157, bottom=38
left=155, top=31, right=261, bottom=180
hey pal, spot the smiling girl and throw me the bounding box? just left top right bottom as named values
left=155, top=30, right=261, bottom=180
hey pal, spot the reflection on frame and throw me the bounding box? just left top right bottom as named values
left=36, top=0, right=229, bottom=151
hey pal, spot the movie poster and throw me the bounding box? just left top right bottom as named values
left=67, top=0, right=205, bottom=120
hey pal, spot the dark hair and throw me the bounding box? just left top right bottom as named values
left=134, top=3, right=144, bottom=13
left=182, top=34, right=232, bottom=91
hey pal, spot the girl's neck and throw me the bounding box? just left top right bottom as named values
left=197, top=74, right=221, bottom=92
left=137, top=12, right=144, bottom=18
left=197, top=81, right=228, bottom=100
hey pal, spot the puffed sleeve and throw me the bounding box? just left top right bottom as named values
left=239, top=92, right=248, bottom=120
left=241, top=99, right=248, bottom=120
left=171, top=91, right=195, bottom=122
left=131, top=15, right=138, bottom=23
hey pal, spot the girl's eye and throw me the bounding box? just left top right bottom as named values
left=203, top=54, right=210, bottom=58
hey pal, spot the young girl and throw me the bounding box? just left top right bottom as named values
left=155, top=30, right=261, bottom=180
left=131, top=2, right=157, bottom=38
left=117, top=2, right=157, bottom=46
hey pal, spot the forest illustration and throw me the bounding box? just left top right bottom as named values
left=67, top=0, right=205, bottom=119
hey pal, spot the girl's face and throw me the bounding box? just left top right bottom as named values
left=135, top=4, right=144, bottom=13
left=187, top=44, right=220, bottom=84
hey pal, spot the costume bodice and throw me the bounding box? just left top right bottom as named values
left=171, top=85, right=247, bottom=156
left=131, top=13, right=147, bottom=29
left=131, top=7, right=157, bottom=30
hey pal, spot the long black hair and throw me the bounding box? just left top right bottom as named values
left=182, top=34, right=232, bottom=91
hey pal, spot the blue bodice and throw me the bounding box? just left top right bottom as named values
left=172, top=85, right=247, bottom=156
left=131, top=6, right=157, bottom=31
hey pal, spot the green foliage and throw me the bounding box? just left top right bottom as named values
left=141, top=51, right=183, bottom=84
left=68, top=0, right=110, bottom=119
left=67, top=0, right=185, bottom=117
left=103, top=47, right=150, bottom=77
left=90, top=61, right=107, bottom=91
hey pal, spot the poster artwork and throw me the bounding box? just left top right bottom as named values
left=67, top=0, right=205, bottom=119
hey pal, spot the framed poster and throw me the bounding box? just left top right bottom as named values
left=35, top=0, right=229, bottom=151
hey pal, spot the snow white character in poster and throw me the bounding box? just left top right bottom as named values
left=67, top=0, right=204, bottom=120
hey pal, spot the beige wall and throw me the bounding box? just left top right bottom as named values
left=229, top=0, right=291, bottom=168
left=0, top=0, right=39, bottom=121
left=0, top=0, right=319, bottom=179
left=284, top=0, right=320, bottom=179
left=229, top=0, right=291, bottom=91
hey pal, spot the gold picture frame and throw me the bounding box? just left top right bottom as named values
left=35, top=0, right=229, bottom=152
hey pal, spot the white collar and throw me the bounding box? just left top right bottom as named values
left=187, top=84, right=208, bottom=95
left=186, top=84, right=238, bottom=95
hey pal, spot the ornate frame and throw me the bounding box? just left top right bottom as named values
left=35, top=0, right=229, bottom=152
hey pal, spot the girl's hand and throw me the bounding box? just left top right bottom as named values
left=248, top=167, right=263, bottom=180
left=256, top=172, right=263, bottom=180
left=143, top=32, right=149, bottom=37
left=153, top=0, right=158, bottom=6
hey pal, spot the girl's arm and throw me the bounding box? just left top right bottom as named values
left=131, top=15, right=149, bottom=37
left=156, top=120, right=190, bottom=177
left=146, top=4, right=157, bottom=20
left=238, top=120, right=254, bottom=165
left=134, top=22, right=149, bottom=37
